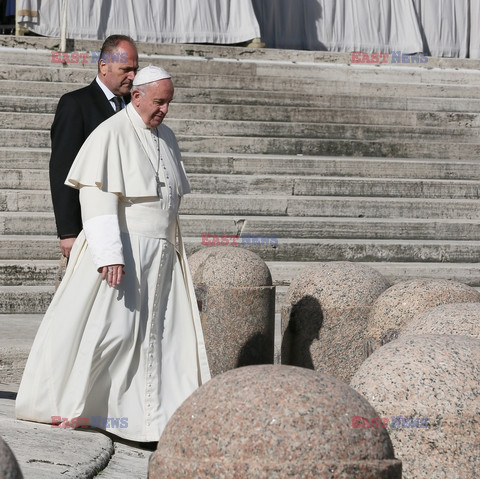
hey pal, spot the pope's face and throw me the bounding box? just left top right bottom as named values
left=98, top=41, right=138, bottom=96
left=133, top=79, right=174, bottom=129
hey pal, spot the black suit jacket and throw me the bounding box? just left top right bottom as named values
left=49, top=80, right=129, bottom=238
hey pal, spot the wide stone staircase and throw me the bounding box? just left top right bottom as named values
left=1, top=36, right=480, bottom=323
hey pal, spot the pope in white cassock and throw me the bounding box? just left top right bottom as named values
left=15, top=65, right=211, bottom=442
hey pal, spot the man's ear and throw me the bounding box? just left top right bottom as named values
left=98, top=59, right=108, bottom=76
left=131, top=89, right=141, bottom=105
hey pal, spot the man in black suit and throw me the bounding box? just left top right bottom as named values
left=49, top=35, right=138, bottom=258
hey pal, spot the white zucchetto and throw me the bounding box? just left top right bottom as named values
left=132, top=65, right=172, bottom=86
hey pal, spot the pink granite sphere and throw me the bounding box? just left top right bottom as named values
left=0, top=437, right=23, bottom=479
left=149, top=365, right=401, bottom=478
left=281, top=261, right=390, bottom=382
left=365, top=278, right=480, bottom=355
left=188, top=247, right=275, bottom=376
left=351, top=335, right=480, bottom=479
left=399, top=302, right=480, bottom=338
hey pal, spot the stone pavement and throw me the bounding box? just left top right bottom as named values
left=0, top=315, right=152, bottom=478
left=0, top=311, right=282, bottom=478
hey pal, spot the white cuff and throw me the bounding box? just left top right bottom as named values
left=83, top=214, right=124, bottom=270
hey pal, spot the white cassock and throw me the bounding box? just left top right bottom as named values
left=15, top=103, right=211, bottom=442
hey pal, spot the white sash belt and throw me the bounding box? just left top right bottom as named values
left=118, top=201, right=176, bottom=245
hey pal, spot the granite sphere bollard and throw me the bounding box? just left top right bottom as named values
left=281, top=261, right=390, bottom=382
left=351, top=334, right=480, bottom=479
left=188, top=247, right=275, bottom=377
left=364, top=278, right=480, bottom=356
left=149, top=365, right=402, bottom=478
left=399, top=302, right=480, bottom=338
left=0, top=437, right=23, bottom=479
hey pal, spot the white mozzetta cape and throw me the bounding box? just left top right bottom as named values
left=66, top=103, right=191, bottom=199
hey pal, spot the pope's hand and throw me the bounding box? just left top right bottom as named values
left=101, top=264, right=124, bottom=287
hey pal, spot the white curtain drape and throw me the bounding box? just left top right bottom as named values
left=411, top=0, right=476, bottom=58
left=16, top=0, right=480, bottom=58
left=16, top=0, right=261, bottom=44
left=471, top=0, right=480, bottom=59
left=16, top=0, right=38, bottom=24
left=251, top=0, right=423, bottom=53
left=251, top=0, right=480, bottom=58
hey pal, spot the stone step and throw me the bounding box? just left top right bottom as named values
left=173, top=89, right=480, bottom=112
left=0, top=190, right=52, bottom=212
left=0, top=285, right=54, bottom=314
left=253, top=61, right=480, bottom=86
left=4, top=87, right=480, bottom=114
left=0, top=285, right=272, bottom=316
left=6, top=259, right=480, bottom=289
left=181, top=195, right=480, bottom=219
left=0, top=48, right=480, bottom=91
left=0, top=260, right=58, bottom=285
left=3, top=66, right=480, bottom=99
left=4, top=103, right=480, bottom=130
left=186, top=238, right=480, bottom=263
left=178, top=136, right=480, bottom=158
left=182, top=154, right=480, bottom=180
left=0, top=212, right=55, bottom=235
left=1, top=260, right=480, bottom=315
left=181, top=76, right=480, bottom=99
left=0, top=54, right=259, bottom=78
left=0, top=148, right=51, bottom=169
left=188, top=174, right=480, bottom=199
left=4, top=262, right=480, bottom=314
left=171, top=107, right=480, bottom=129
left=4, top=48, right=480, bottom=87
left=3, top=212, right=480, bottom=240
left=2, top=129, right=480, bottom=158
left=3, top=190, right=479, bottom=220
left=171, top=119, right=480, bottom=141
left=0, top=313, right=42, bottom=348
left=0, top=168, right=50, bottom=190
left=2, top=36, right=480, bottom=72
left=2, top=169, right=479, bottom=198
left=3, top=115, right=479, bottom=143
left=0, top=37, right=315, bottom=62
left=1, top=79, right=85, bottom=98
left=3, top=149, right=480, bottom=181
left=0, top=235, right=478, bottom=262
left=191, top=216, right=480, bottom=241
left=0, top=312, right=42, bottom=383
left=3, top=259, right=480, bottom=315
left=267, top=261, right=480, bottom=288
left=0, top=236, right=58, bottom=260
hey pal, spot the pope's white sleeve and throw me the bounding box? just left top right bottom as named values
left=79, top=186, right=124, bottom=270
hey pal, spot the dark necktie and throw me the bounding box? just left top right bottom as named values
left=112, top=96, right=123, bottom=112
